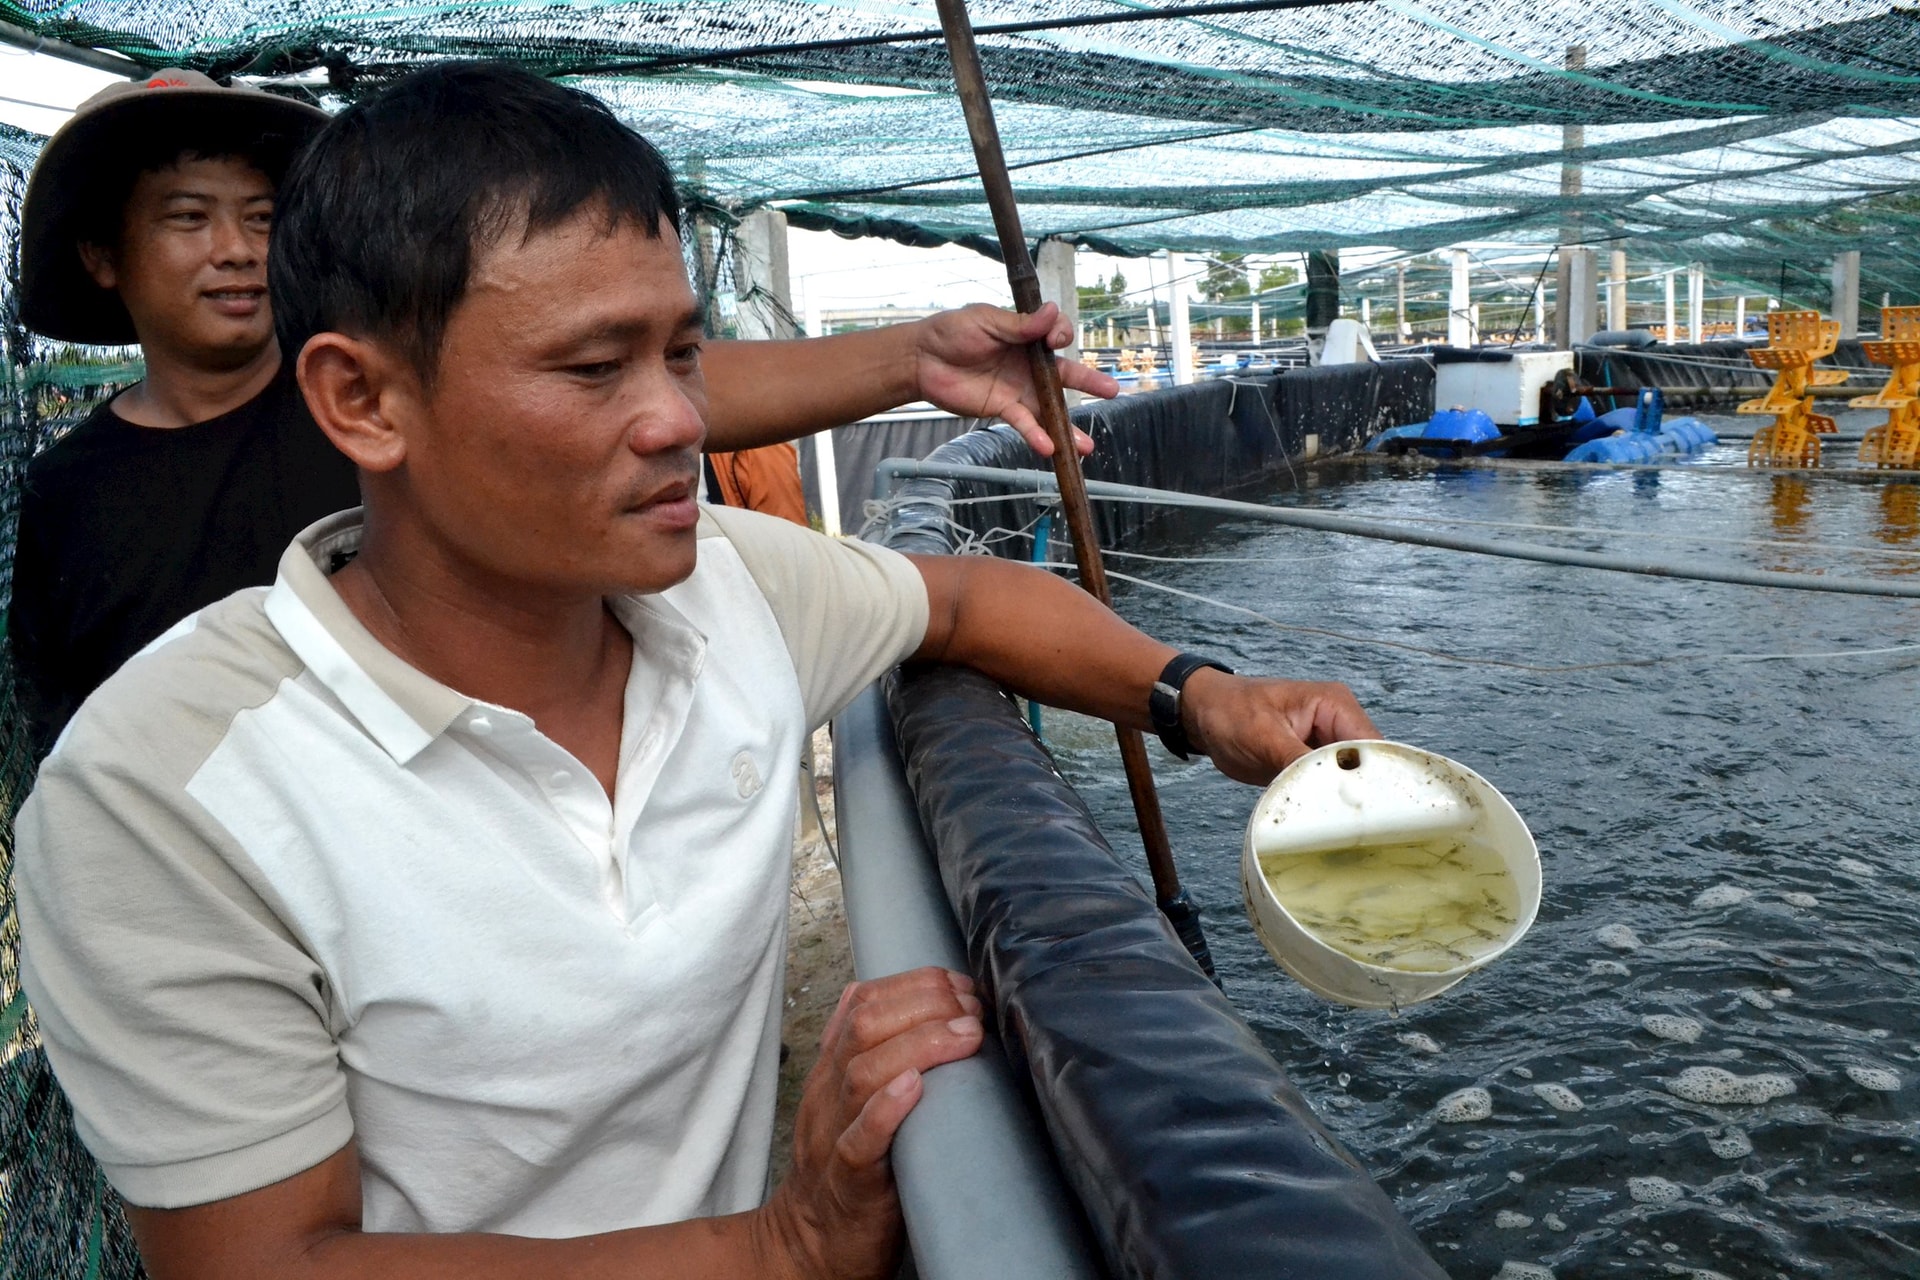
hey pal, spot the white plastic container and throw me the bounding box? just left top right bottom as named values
left=1432, top=350, right=1573, bottom=426
left=1241, top=740, right=1540, bottom=1009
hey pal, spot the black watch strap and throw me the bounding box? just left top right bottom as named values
left=1148, top=653, right=1234, bottom=760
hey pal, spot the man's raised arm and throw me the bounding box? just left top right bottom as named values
left=909, top=553, right=1378, bottom=783
left=700, top=302, right=1117, bottom=457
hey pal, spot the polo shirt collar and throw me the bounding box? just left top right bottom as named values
left=263, top=510, right=479, bottom=765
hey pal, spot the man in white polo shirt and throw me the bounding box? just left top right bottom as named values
left=16, top=62, right=1377, bottom=1279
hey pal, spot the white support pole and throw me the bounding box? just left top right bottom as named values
left=1167, top=250, right=1195, bottom=385
left=732, top=209, right=797, bottom=340
left=1105, top=317, right=1115, bottom=347
left=1250, top=300, right=1261, bottom=344
left=808, top=434, right=842, bottom=538
left=1470, top=303, right=1481, bottom=346
left=1687, top=262, right=1705, bottom=345
left=1034, top=237, right=1081, bottom=369
left=1533, top=286, right=1546, bottom=344
left=1734, top=294, right=1746, bottom=339
left=1566, top=247, right=1597, bottom=346
left=1145, top=254, right=1160, bottom=348
left=1608, top=249, right=1627, bottom=330
left=1832, top=250, right=1861, bottom=339
left=1397, top=264, right=1411, bottom=342
left=1665, top=270, right=1677, bottom=343
left=1360, top=296, right=1372, bottom=330
left=1448, top=249, right=1472, bottom=348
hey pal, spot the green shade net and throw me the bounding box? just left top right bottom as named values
left=1, top=1, right=1917, bottom=1274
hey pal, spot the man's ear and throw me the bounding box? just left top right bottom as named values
left=296, top=334, right=416, bottom=474
left=77, top=242, right=116, bottom=291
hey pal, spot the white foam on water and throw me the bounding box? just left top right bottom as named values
left=1597, top=923, right=1643, bottom=951
left=1667, top=1066, right=1797, bottom=1105
left=1838, top=857, right=1878, bottom=878
left=1543, top=1213, right=1568, bottom=1232
left=1507, top=1170, right=1526, bottom=1183
left=1512, top=1065, right=1534, bottom=1079
left=1495, top=1209, right=1534, bottom=1229
left=1493, top=1263, right=1555, bottom=1280
left=1433, top=1086, right=1494, bottom=1123
left=1781, top=891, right=1818, bottom=909
left=1532, top=1082, right=1585, bottom=1112
left=1628, top=1175, right=1686, bottom=1205
left=1398, top=1031, right=1443, bottom=1055
left=1706, top=1127, right=1752, bottom=1159
left=1845, top=1065, right=1902, bottom=1092
left=1590, top=959, right=1631, bottom=977
left=1691, top=885, right=1750, bottom=911
left=1736, top=989, right=1775, bottom=1010
left=1643, top=1014, right=1704, bottom=1044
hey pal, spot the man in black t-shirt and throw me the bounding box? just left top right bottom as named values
left=13, top=72, right=344, bottom=752
left=14, top=69, right=1115, bottom=753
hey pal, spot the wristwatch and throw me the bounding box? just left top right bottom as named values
left=1148, top=653, right=1234, bottom=760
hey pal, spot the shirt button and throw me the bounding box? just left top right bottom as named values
left=468, top=715, right=493, bottom=736
left=549, top=769, right=572, bottom=788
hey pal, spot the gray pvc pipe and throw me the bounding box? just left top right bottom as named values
left=874, top=458, right=1920, bottom=601
left=831, top=685, right=1101, bottom=1280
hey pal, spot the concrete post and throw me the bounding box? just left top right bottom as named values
left=1145, top=254, right=1159, bottom=349
left=1250, top=300, right=1261, bottom=345
left=1734, top=294, right=1746, bottom=339
left=1688, top=263, right=1705, bottom=344
left=1167, top=251, right=1195, bottom=385
left=1360, top=296, right=1372, bottom=330
left=1396, top=264, right=1410, bottom=341
left=1554, top=45, right=1586, bottom=349
left=1564, top=247, right=1597, bottom=346
left=1608, top=249, right=1627, bottom=331
left=1832, top=250, right=1861, bottom=339
left=1448, top=249, right=1472, bottom=348
left=1665, top=270, right=1676, bottom=343
left=1035, top=238, right=1081, bottom=368
left=733, top=208, right=797, bottom=341
left=1105, top=317, right=1115, bottom=347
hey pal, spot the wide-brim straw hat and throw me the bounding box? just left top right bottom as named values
left=19, top=69, right=328, bottom=345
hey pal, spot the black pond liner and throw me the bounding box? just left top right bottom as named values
left=874, top=371, right=1446, bottom=1279
left=884, top=665, right=1446, bottom=1280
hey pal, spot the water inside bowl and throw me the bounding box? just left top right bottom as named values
left=1257, top=836, right=1522, bottom=973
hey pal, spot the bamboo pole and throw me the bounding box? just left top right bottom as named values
left=934, top=0, right=1214, bottom=976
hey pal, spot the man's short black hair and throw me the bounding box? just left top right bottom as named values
left=271, top=62, right=682, bottom=383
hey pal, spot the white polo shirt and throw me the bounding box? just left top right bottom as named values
left=16, top=504, right=928, bottom=1235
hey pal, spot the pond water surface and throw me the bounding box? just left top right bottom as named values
left=1042, top=416, right=1920, bottom=1279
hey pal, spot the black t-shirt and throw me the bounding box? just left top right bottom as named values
left=8, top=367, right=359, bottom=753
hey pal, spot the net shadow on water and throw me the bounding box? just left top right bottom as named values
left=1044, top=434, right=1920, bottom=1280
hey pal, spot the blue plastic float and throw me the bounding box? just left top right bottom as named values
left=1564, top=387, right=1717, bottom=463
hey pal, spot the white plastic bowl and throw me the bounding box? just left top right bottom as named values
left=1241, top=740, right=1540, bottom=1009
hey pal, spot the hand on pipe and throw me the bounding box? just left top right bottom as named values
left=758, top=967, right=985, bottom=1280
left=912, top=302, right=1117, bottom=457
left=1181, top=670, right=1379, bottom=785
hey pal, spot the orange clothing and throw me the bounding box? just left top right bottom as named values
left=706, top=443, right=809, bottom=527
